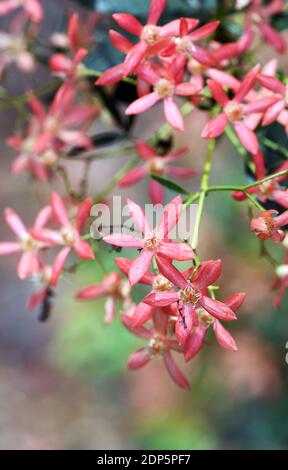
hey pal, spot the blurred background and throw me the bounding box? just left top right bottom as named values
left=0, top=0, right=288, bottom=450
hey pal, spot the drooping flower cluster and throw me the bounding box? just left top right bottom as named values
left=0, top=193, right=94, bottom=310
left=8, top=83, right=98, bottom=181
left=76, top=196, right=245, bottom=388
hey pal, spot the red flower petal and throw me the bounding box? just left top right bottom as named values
left=128, top=348, right=151, bottom=370
left=234, top=121, right=259, bottom=155
left=164, top=98, right=184, bottom=131
left=199, top=296, right=237, bottom=321
left=163, top=351, right=190, bottom=389
left=201, top=113, right=228, bottom=139
left=156, top=256, right=187, bottom=289
left=147, top=0, right=166, bottom=25
left=112, top=13, right=143, bottom=36
left=213, top=320, right=238, bottom=351
left=126, top=91, right=160, bottom=115
left=103, top=233, right=144, bottom=248
left=184, top=324, right=207, bottom=361
left=129, top=249, right=154, bottom=287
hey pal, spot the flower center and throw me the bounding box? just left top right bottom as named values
left=144, top=232, right=161, bottom=251
left=198, top=309, right=214, bottom=327
left=252, top=216, right=275, bottom=239
left=45, top=116, right=60, bottom=133
left=155, top=79, right=175, bottom=99
left=258, top=180, right=277, bottom=197
left=178, top=285, right=202, bottom=304
left=153, top=274, right=173, bottom=292
left=175, top=36, right=194, bottom=54
left=118, top=280, right=131, bottom=299
left=250, top=12, right=263, bottom=25
left=188, top=58, right=207, bottom=75
left=61, top=227, right=75, bottom=246
left=21, top=235, right=38, bottom=252
left=147, top=157, right=165, bottom=175
left=41, top=149, right=58, bottom=167
left=224, top=101, right=244, bottom=122
left=148, top=336, right=166, bottom=355
left=141, top=25, right=160, bottom=45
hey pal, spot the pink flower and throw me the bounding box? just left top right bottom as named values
left=233, top=157, right=288, bottom=210
left=258, top=74, right=288, bottom=133
left=0, top=31, right=34, bottom=77
left=32, top=83, right=98, bottom=153
left=115, top=256, right=193, bottom=328
left=76, top=272, right=131, bottom=324
left=245, top=0, right=286, bottom=53
left=201, top=65, right=277, bottom=154
left=49, top=48, right=88, bottom=80
left=184, top=292, right=245, bottom=361
left=30, top=193, right=94, bottom=286
left=103, top=196, right=194, bottom=287
left=49, top=14, right=93, bottom=80
left=51, top=12, right=99, bottom=53
left=0, top=0, right=43, bottom=23
left=167, top=17, right=219, bottom=66
left=143, top=257, right=237, bottom=345
left=111, top=0, right=199, bottom=77
left=118, top=140, right=196, bottom=204
left=121, top=311, right=190, bottom=390
left=0, top=205, right=52, bottom=280
left=250, top=209, right=288, bottom=242
left=125, top=58, right=202, bottom=131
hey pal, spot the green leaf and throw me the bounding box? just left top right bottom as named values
left=150, top=174, right=190, bottom=195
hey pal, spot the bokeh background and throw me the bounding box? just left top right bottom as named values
left=0, top=0, right=288, bottom=450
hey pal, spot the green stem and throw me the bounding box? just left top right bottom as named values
left=62, top=144, right=135, bottom=162
left=191, top=139, right=216, bottom=251
left=206, top=169, right=288, bottom=193
left=93, top=155, right=138, bottom=203
left=262, top=137, right=288, bottom=159
left=0, top=80, right=60, bottom=112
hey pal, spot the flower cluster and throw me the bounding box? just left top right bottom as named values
left=0, top=0, right=287, bottom=389
left=0, top=193, right=94, bottom=311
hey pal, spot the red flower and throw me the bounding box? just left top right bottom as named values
left=50, top=14, right=91, bottom=80
left=115, top=256, right=193, bottom=328
left=118, top=140, right=196, bottom=204
left=233, top=157, right=288, bottom=210
left=144, top=257, right=237, bottom=345
left=184, top=292, right=245, bottom=361
left=125, top=58, right=201, bottom=131
left=111, top=0, right=199, bottom=77
left=103, top=196, right=194, bottom=287
left=250, top=209, right=288, bottom=242
left=0, top=29, right=34, bottom=77
left=122, top=311, right=190, bottom=390
left=0, top=205, right=52, bottom=280
left=201, top=65, right=277, bottom=154
left=167, top=17, right=219, bottom=66
left=76, top=272, right=131, bottom=324
left=258, top=73, right=288, bottom=134
left=0, top=0, right=43, bottom=23
left=32, top=83, right=98, bottom=153
left=245, top=0, right=286, bottom=53
left=31, top=193, right=94, bottom=286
